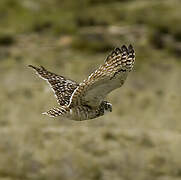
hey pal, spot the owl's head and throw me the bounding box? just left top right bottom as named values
left=101, top=101, right=112, bottom=113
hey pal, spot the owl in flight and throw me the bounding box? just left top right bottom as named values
left=29, top=44, right=135, bottom=121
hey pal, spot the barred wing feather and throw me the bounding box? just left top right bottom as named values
left=28, top=65, right=78, bottom=106
left=68, top=45, right=135, bottom=108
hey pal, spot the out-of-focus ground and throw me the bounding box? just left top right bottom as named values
left=0, top=0, right=181, bottom=180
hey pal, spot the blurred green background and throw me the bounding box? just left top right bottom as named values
left=0, top=0, right=181, bottom=180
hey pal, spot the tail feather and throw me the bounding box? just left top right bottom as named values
left=42, top=106, right=69, bottom=118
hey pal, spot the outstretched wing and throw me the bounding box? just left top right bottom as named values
left=68, top=44, right=135, bottom=108
left=29, top=65, right=78, bottom=106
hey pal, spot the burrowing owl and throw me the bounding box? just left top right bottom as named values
left=29, top=44, right=135, bottom=121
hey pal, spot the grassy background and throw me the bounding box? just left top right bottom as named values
left=0, top=0, right=181, bottom=180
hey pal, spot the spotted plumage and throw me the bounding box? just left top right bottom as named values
left=29, top=44, right=135, bottom=121
left=28, top=65, right=78, bottom=106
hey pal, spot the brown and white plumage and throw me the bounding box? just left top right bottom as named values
left=28, top=65, right=78, bottom=106
left=29, top=44, right=135, bottom=121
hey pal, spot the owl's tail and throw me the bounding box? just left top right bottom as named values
left=42, top=106, right=69, bottom=118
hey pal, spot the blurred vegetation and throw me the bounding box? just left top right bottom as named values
left=0, top=0, right=181, bottom=180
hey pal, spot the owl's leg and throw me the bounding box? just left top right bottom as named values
left=42, top=106, right=69, bottom=118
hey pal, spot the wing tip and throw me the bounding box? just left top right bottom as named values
left=121, top=44, right=134, bottom=53
left=28, top=64, right=35, bottom=69
left=28, top=64, right=46, bottom=71
left=107, top=44, right=135, bottom=60
left=121, top=45, right=128, bottom=52
left=128, top=44, right=134, bottom=53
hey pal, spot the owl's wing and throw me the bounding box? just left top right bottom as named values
left=29, top=65, right=78, bottom=106
left=68, top=45, right=135, bottom=108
